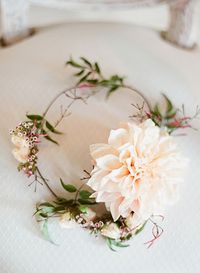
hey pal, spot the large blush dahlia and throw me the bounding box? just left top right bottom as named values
left=87, top=119, right=186, bottom=222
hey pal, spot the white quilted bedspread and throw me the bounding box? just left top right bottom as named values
left=0, top=22, right=200, bottom=273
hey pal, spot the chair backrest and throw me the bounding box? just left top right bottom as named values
left=0, top=0, right=199, bottom=49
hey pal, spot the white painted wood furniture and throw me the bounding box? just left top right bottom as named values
left=0, top=0, right=199, bottom=48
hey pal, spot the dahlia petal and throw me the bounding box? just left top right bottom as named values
left=96, top=192, right=121, bottom=203
left=109, top=166, right=129, bottom=182
left=87, top=169, right=110, bottom=191
left=119, top=198, right=133, bottom=217
left=100, top=181, right=119, bottom=192
left=96, top=155, right=122, bottom=171
left=108, top=128, right=129, bottom=148
left=110, top=198, right=123, bottom=221
left=90, top=143, right=118, bottom=160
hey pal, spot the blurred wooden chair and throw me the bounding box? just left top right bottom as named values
left=0, top=0, right=199, bottom=49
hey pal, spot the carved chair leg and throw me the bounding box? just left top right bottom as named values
left=163, top=0, right=199, bottom=49
left=0, top=0, right=33, bottom=47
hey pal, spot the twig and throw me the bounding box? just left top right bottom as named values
left=122, top=84, right=151, bottom=111
left=36, top=167, right=58, bottom=198
left=28, top=174, right=43, bottom=192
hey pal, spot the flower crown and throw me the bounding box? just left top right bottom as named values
left=10, top=57, right=198, bottom=251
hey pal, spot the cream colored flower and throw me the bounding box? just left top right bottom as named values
left=87, top=119, right=186, bottom=221
left=101, top=223, right=121, bottom=239
left=12, top=147, right=29, bottom=163
left=59, top=212, right=79, bottom=229
left=11, top=135, right=29, bottom=149
left=11, top=135, right=30, bottom=163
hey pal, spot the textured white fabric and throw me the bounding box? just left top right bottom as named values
left=0, top=23, right=200, bottom=273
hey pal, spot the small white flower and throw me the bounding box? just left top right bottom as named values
left=101, top=223, right=121, bottom=239
left=59, top=212, right=79, bottom=229
left=81, top=208, right=96, bottom=222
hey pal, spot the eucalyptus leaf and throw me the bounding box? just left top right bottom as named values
left=106, top=238, right=116, bottom=252
left=41, top=220, right=55, bottom=244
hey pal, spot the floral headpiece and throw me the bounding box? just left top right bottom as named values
left=10, top=57, right=198, bottom=251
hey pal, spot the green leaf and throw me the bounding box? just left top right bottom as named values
left=78, top=72, right=92, bottom=84
left=79, top=204, right=88, bottom=213
left=106, top=238, right=116, bottom=252
left=60, top=178, right=77, bottom=192
left=86, top=79, right=99, bottom=84
left=135, top=221, right=147, bottom=235
left=94, top=62, right=101, bottom=74
left=153, top=104, right=161, bottom=117
left=112, top=240, right=129, bottom=248
left=79, top=190, right=91, bottom=200
left=74, top=69, right=84, bottom=76
left=40, top=213, right=48, bottom=218
left=78, top=199, right=96, bottom=205
left=53, top=198, right=74, bottom=205
left=66, top=58, right=82, bottom=68
left=41, top=129, right=58, bottom=145
left=40, top=202, right=54, bottom=207
left=46, top=121, right=62, bottom=134
left=80, top=57, right=92, bottom=68
left=41, top=220, right=55, bottom=244
left=41, top=207, right=55, bottom=214
left=162, top=94, right=173, bottom=114
left=165, top=110, right=177, bottom=119
left=44, top=134, right=58, bottom=145
left=54, top=206, right=66, bottom=212
left=26, top=114, right=43, bottom=121
left=106, top=85, right=119, bottom=98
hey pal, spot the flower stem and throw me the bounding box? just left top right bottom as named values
left=122, top=84, right=151, bottom=111
left=74, top=182, right=86, bottom=204
left=36, top=167, right=58, bottom=199
left=42, top=86, right=77, bottom=122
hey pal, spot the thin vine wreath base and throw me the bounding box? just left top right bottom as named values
left=10, top=57, right=196, bottom=250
